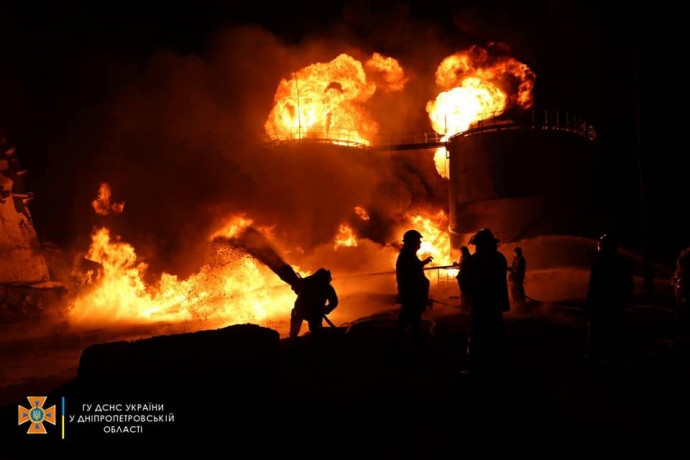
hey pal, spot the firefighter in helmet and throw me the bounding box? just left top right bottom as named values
left=457, top=228, right=510, bottom=376
left=289, top=268, right=339, bottom=338
left=392, top=229, right=433, bottom=351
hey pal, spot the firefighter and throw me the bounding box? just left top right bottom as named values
left=507, top=246, right=527, bottom=307
left=456, top=245, right=472, bottom=309
left=289, top=268, right=338, bottom=338
left=392, top=229, right=433, bottom=352
left=586, top=234, right=634, bottom=363
left=672, top=247, right=690, bottom=324
left=457, top=228, right=510, bottom=377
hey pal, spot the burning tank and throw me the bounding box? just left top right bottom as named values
left=414, top=46, right=600, bottom=261
left=259, top=52, right=438, bottom=252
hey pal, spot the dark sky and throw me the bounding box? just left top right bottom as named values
left=0, top=1, right=680, bottom=267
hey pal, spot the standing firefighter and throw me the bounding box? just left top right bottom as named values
left=289, top=268, right=339, bottom=338
left=393, top=229, right=433, bottom=352
left=586, top=234, right=634, bottom=363
left=672, top=247, right=690, bottom=324
left=457, top=228, right=510, bottom=377
left=507, top=246, right=527, bottom=307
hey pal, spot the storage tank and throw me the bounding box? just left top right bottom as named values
left=447, top=109, right=597, bottom=253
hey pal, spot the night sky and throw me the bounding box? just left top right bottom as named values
left=0, top=1, right=680, bottom=267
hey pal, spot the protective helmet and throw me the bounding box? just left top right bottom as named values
left=402, top=229, right=423, bottom=243
left=597, top=233, right=617, bottom=253
left=469, top=228, right=498, bottom=246
left=315, top=268, right=332, bottom=282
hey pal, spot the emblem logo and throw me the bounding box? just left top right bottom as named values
left=18, top=396, right=56, bottom=434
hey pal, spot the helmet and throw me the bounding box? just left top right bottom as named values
left=469, top=228, right=498, bottom=246
left=402, top=229, right=423, bottom=243
left=314, top=268, right=332, bottom=282
left=597, top=233, right=617, bottom=253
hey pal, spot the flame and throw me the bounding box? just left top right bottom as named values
left=433, top=148, right=449, bottom=179
left=265, top=53, right=404, bottom=146
left=364, top=52, right=408, bottom=92
left=427, top=77, right=508, bottom=135
left=91, top=183, right=124, bottom=216
left=334, top=223, right=358, bottom=249
left=354, top=205, right=370, bottom=221
left=389, top=209, right=453, bottom=267
left=210, top=214, right=254, bottom=239
left=427, top=45, right=536, bottom=178
left=69, top=220, right=296, bottom=329
left=402, top=210, right=451, bottom=265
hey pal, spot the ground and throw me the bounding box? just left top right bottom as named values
left=2, top=266, right=689, bottom=457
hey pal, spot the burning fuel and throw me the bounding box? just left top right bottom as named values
left=334, top=224, right=358, bottom=249
left=69, top=212, right=299, bottom=328
left=91, top=182, right=124, bottom=216
left=264, top=53, right=407, bottom=145
left=59, top=41, right=535, bottom=334
left=426, top=45, right=536, bottom=178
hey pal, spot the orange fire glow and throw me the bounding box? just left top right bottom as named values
left=334, top=223, right=358, bottom=249
left=400, top=209, right=451, bottom=265
left=354, top=205, right=370, bottom=221
left=427, top=46, right=536, bottom=178
left=264, top=53, right=405, bottom=146
left=91, top=182, right=124, bottom=216
left=364, top=52, right=408, bottom=92
left=68, top=217, right=297, bottom=329
left=210, top=213, right=254, bottom=239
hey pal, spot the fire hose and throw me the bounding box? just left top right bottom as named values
left=323, top=314, right=336, bottom=328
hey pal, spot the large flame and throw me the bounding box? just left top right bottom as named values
left=334, top=223, right=358, bottom=249
left=264, top=53, right=405, bottom=146
left=427, top=45, right=536, bottom=178
left=364, top=52, right=408, bottom=92
left=70, top=184, right=456, bottom=332
left=404, top=210, right=451, bottom=265
left=69, top=217, right=297, bottom=329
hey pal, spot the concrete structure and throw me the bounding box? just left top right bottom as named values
left=0, top=140, right=50, bottom=283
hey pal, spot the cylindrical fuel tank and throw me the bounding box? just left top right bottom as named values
left=447, top=117, right=597, bottom=252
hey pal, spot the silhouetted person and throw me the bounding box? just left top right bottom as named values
left=586, top=234, right=634, bottom=363
left=289, top=268, right=338, bottom=338
left=456, top=245, right=472, bottom=309
left=457, top=228, right=510, bottom=377
left=393, top=229, right=432, bottom=352
left=507, top=246, right=527, bottom=307
left=672, top=247, right=690, bottom=325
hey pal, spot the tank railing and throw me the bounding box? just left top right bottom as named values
left=373, top=131, right=446, bottom=146
left=374, top=109, right=594, bottom=149
left=260, top=108, right=595, bottom=150
left=457, top=108, right=594, bottom=141
left=263, top=126, right=370, bottom=148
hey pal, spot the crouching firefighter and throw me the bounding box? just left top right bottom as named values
left=289, top=268, right=339, bottom=338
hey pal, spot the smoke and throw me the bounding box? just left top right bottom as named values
left=39, top=23, right=451, bottom=281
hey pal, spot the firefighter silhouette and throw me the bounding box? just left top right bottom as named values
left=289, top=268, right=338, bottom=338
left=672, top=247, right=690, bottom=324
left=457, top=228, right=510, bottom=377
left=507, top=246, right=527, bottom=307
left=392, top=229, right=432, bottom=352
left=586, top=234, right=634, bottom=363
